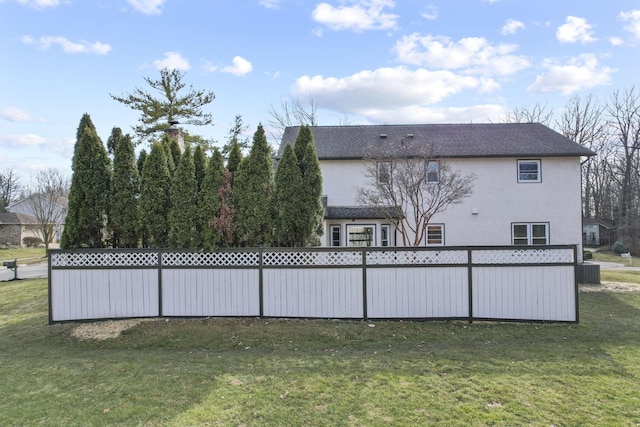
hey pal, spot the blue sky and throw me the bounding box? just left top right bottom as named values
left=2, top=0, right=640, bottom=181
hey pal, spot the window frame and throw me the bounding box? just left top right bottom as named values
left=425, top=223, right=445, bottom=246
left=426, top=160, right=439, bottom=183
left=329, top=225, right=341, bottom=247
left=512, top=222, right=549, bottom=245
left=377, top=161, right=392, bottom=184
left=381, top=224, right=391, bottom=247
left=517, top=159, right=542, bottom=183
left=346, top=224, right=376, bottom=247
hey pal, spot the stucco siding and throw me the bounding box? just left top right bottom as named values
left=321, top=156, right=584, bottom=252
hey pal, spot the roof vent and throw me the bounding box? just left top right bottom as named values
left=379, top=134, right=387, bottom=139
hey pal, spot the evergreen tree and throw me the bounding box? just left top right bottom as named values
left=61, top=114, right=111, bottom=248
left=169, top=138, right=182, bottom=167
left=193, top=144, right=206, bottom=195
left=108, top=131, right=139, bottom=247
left=234, top=124, right=274, bottom=246
left=199, top=148, right=225, bottom=249
left=137, top=149, right=148, bottom=177
left=226, top=139, right=243, bottom=177
left=139, top=142, right=171, bottom=247
left=209, top=169, right=237, bottom=248
left=299, top=131, right=324, bottom=245
left=107, top=126, right=125, bottom=155
left=110, top=68, right=215, bottom=145
left=273, top=144, right=305, bottom=246
left=162, top=135, right=176, bottom=176
left=168, top=144, right=197, bottom=248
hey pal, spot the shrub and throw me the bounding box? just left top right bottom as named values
left=583, top=251, right=593, bottom=260
left=612, top=241, right=628, bottom=254
left=22, top=237, right=44, bottom=248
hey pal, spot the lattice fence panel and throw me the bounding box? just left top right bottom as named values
left=162, top=251, right=260, bottom=267
left=50, top=251, right=158, bottom=268
left=263, top=251, right=362, bottom=266
left=472, top=248, right=574, bottom=264
left=367, top=250, right=468, bottom=265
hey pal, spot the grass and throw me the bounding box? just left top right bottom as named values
left=590, top=251, right=640, bottom=284
left=0, top=247, right=46, bottom=264
left=1, top=279, right=640, bottom=426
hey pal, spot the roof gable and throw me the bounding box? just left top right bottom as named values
left=279, top=123, right=595, bottom=159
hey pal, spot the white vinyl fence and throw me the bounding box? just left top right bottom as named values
left=48, top=246, right=578, bottom=323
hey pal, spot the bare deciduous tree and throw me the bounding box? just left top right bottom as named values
left=356, top=143, right=475, bottom=246
left=0, top=168, right=21, bottom=212
left=267, top=97, right=317, bottom=143
left=26, top=169, right=69, bottom=249
left=504, top=102, right=554, bottom=126
left=556, top=94, right=609, bottom=218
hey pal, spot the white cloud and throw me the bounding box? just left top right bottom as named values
left=1, top=107, right=35, bottom=122
left=311, top=0, right=398, bottom=32
left=609, top=36, right=624, bottom=46
left=620, top=10, right=640, bottom=39
left=152, top=52, right=190, bottom=71
left=259, top=0, right=284, bottom=9
left=394, top=34, right=530, bottom=76
left=502, top=19, right=525, bottom=35
left=528, top=54, right=614, bottom=95
left=360, top=104, right=506, bottom=124
left=221, top=56, right=253, bottom=76
left=292, top=66, right=496, bottom=115
left=556, top=16, right=597, bottom=43
left=21, top=35, right=111, bottom=55
left=421, top=5, right=438, bottom=21
left=127, top=0, right=166, bottom=15
left=15, top=0, right=63, bottom=9
left=0, top=133, right=47, bottom=148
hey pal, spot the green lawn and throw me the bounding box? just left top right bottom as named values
left=0, top=247, right=47, bottom=264
left=1, top=279, right=639, bottom=426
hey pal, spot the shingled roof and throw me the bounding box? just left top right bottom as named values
left=279, top=123, right=595, bottom=159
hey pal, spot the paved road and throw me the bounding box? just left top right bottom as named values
left=0, top=261, right=48, bottom=282
left=585, top=260, right=640, bottom=271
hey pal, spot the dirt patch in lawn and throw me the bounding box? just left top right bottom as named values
left=70, top=319, right=153, bottom=341
left=580, top=281, right=640, bottom=293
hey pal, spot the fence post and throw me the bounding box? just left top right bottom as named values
left=573, top=245, right=579, bottom=323
left=362, top=249, right=368, bottom=320
left=467, top=248, right=473, bottom=324
left=259, top=248, right=264, bottom=318
left=157, top=248, right=163, bottom=318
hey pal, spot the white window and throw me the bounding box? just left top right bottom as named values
left=426, top=161, right=439, bottom=183
left=518, top=160, right=541, bottom=183
left=330, top=225, right=341, bottom=247
left=426, top=224, right=444, bottom=246
left=377, top=161, right=392, bottom=184
left=347, top=225, right=375, bottom=247
left=512, top=223, right=549, bottom=245
left=381, top=225, right=391, bottom=247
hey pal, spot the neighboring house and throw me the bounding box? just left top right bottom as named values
left=5, top=194, right=67, bottom=246
left=279, top=123, right=594, bottom=255
left=0, top=212, right=41, bottom=247
left=583, top=217, right=614, bottom=247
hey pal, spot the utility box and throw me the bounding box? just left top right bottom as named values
left=577, top=263, right=600, bottom=285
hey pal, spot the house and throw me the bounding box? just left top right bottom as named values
left=0, top=212, right=41, bottom=247
left=583, top=217, right=614, bottom=247
left=2, top=194, right=67, bottom=247
left=279, top=123, right=594, bottom=256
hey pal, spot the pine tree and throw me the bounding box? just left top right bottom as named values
left=109, top=131, right=139, bottom=247
left=139, top=142, right=171, bottom=247
left=234, top=124, right=274, bottom=246
left=61, top=113, right=111, bottom=248
left=199, top=148, right=225, bottom=249
left=273, top=144, right=305, bottom=246
left=162, top=135, right=176, bottom=176
left=168, top=144, right=197, bottom=248
left=107, top=126, right=124, bottom=155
